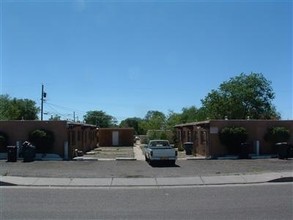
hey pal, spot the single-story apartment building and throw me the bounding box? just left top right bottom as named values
left=0, top=120, right=97, bottom=159
left=175, top=120, right=293, bottom=158
left=97, top=128, right=134, bottom=146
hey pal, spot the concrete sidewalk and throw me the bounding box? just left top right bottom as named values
left=1, top=171, right=292, bottom=187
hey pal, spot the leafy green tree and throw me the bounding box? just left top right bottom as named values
left=48, top=114, right=61, bottom=121
left=166, top=111, right=182, bottom=130
left=0, top=94, right=39, bottom=120
left=201, top=73, right=280, bottom=119
left=140, top=110, right=166, bottom=132
left=83, top=110, right=117, bottom=127
left=180, top=106, right=202, bottom=123
left=119, top=117, right=143, bottom=134
left=166, top=107, right=208, bottom=130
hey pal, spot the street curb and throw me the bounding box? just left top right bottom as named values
left=73, top=157, right=137, bottom=161
left=116, top=157, right=137, bottom=161
left=1, top=172, right=292, bottom=188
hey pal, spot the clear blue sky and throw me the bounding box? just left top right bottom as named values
left=1, top=0, right=292, bottom=122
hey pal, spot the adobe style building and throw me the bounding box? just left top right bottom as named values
left=175, top=120, right=293, bottom=158
left=97, top=128, right=134, bottom=147
left=0, top=120, right=97, bottom=159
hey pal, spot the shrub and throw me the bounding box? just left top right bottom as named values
left=146, top=130, right=173, bottom=143
left=219, top=126, right=248, bottom=154
left=28, top=129, right=55, bottom=153
left=176, top=143, right=184, bottom=152
left=0, top=131, right=8, bottom=148
left=264, top=127, right=290, bottom=144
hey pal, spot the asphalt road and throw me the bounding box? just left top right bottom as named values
left=1, top=159, right=292, bottom=178
left=1, top=183, right=292, bottom=219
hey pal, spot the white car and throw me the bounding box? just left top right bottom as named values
left=144, top=140, right=177, bottom=165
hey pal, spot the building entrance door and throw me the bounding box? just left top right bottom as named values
left=112, top=131, right=119, bottom=146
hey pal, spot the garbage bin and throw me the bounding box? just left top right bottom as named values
left=183, top=142, right=193, bottom=155
left=288, top=144, right=293, bottom=158
left=22, top=142, right=36, bottom=162
left=276, top=142, right=289, bottom=159
left=7, top=146, right=17, bottom=162
left=238, top=143, right=250, bottom=159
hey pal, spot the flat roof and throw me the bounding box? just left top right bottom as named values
left=174, top=119, right=293, bottom=128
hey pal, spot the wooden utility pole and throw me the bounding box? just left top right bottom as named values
left=41, top=84, right=46, bottom=121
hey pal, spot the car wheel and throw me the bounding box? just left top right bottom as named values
left=169, top=160, right=176, bottom=166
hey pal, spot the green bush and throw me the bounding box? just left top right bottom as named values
left=177, top=144, right=184, bottom=152
left=146, top=130, right=173, bottom=143
left=264, top=127, right=290, bottom=144
left=28, top=129, right=55, bottom=153
left=0, top=131, right=8, bottom=148
left=219, top=126, right=248, bottom=154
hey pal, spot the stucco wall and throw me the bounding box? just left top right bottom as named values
left=209, top=120, right=293, bottom=156
left=98, top=128, right=134, bottom=146
left=0, top=121, right=98, bottom=159
left=67, top=123, right=97, bottom=158
left=176, top=120, right=293, bottom=157
left=0, top=120, right=68, bottom=157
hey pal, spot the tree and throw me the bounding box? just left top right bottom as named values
left=140, top=110, right=166, bottom=132
left=166, top=111, right=182, bottom=130
left=49, top=114, right=61, bottom=121
left=201, top=73, right=280, bottom=119
left=83, top=110, right=117, bottom=127
left=119, top=117, right=143, bottom=134
left=0, top=94, right=39, bottom=120
left=180, top=106, right=203, bottom=123
left=166, top=107, right=208, bottom=130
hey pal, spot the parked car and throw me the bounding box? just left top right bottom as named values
left=144, top=140, right=177, bottom=165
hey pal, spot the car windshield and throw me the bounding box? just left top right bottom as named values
left=150, top=141, right=169, bottom=147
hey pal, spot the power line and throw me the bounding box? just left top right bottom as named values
left=45, top=102, right=86, bottom=114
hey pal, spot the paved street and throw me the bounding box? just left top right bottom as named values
left=1, top=148, right=293, bottom=219
left=2, top=183, right=293, bottom=219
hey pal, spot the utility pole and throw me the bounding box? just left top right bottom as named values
left=41, top=84, right=46, bottom=121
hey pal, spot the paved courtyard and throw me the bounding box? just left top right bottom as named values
left=81, top=144, right=199, bottom=161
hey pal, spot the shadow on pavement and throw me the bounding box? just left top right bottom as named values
left=149, top=161, right=180, bottom=168
left=268, top=177, right=293, bottom=183
left=0, top=181, right=17, bottom=186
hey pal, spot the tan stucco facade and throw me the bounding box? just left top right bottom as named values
left=0, top=120, right=97, bottom=159
left=175, top=120, right=293, bottom=157
left=98, top=128, right=134, bottom=146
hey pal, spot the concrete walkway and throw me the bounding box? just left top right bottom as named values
left=133, top=144, right=145, bottom=161
left=1, top=171, right=292, bottom=187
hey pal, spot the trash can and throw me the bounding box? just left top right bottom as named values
left=288, top=144, right=293, bottom=158
left=238, top=143, right=250, bottom=159
left=183, top=142, right=193, bottom=155
left=7, top=146, right=17, bottom=162
left=22, top=142, right=36, bottom=162
left=276, top=142, right=289, bottom=159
